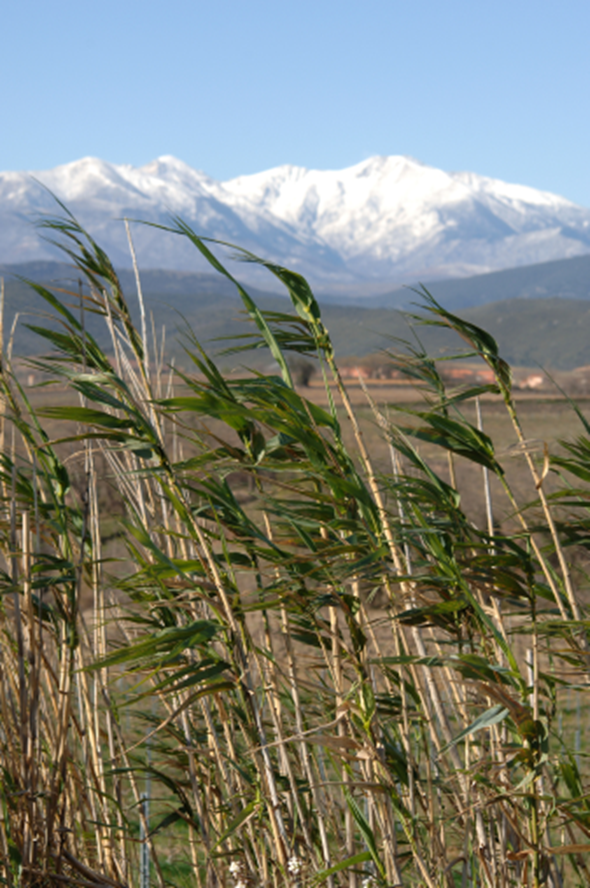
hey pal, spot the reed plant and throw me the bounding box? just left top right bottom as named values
left=1, top=210, right=590, bottom=887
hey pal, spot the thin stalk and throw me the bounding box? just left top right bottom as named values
left=124, top=218, right=149, bottom=383
left=502, top=389, right=580, bottom=620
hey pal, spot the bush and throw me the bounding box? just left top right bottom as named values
left=289, top=355, right=316, bottom=387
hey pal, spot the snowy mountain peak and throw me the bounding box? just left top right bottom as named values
left=34, top=156, right=149, bottom=205
left=140, top=155, right=213, bottom=184
left=1, top=154, right=589, bottom=293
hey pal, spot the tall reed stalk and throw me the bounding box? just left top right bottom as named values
left=1, top=211, right=590, bottom=887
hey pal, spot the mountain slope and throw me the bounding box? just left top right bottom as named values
left=2, top=155, right=590, bottom=293
left=358, top=252, right=590, bottom=310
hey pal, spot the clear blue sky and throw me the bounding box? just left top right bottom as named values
left=4, top=0, right=590, bottom=205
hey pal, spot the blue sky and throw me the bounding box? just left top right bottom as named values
left=4, top=0, right=590, bottom=204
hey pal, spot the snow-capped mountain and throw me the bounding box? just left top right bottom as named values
left=2, top=154, right=590, bottom=294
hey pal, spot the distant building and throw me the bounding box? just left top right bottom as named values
left=443, top=366, right=496, bottom=384
left=339, top=365, right=371, bottom=379
left=519, top=374, right=544, bottom=390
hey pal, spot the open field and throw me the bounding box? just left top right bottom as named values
left=303, top=381, right=590, bottom=516
left=24, top=374, right=589, bottom=537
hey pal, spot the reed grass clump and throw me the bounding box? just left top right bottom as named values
left=1, top=211, right=590, bottom=887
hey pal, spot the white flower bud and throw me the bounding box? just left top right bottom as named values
left=288, top=856, right=303, bottom=875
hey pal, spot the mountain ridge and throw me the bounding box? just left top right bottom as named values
left=2, top=154, right=590, bottom=294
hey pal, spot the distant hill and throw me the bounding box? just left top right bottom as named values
left=2, top=259, right=590, bottom=370
left=413, top=298, right=590, bottom=370
left=0, top=260, right=271, bottom=301
left=379, top=252, right=590, bottom=311
left=0, top=262, right=411, bottom=365
left=6, top=249, right=590, bottom=313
